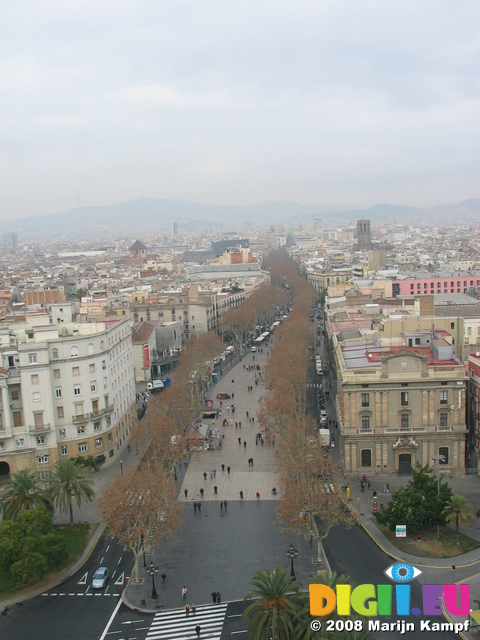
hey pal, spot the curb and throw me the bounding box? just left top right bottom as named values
left=0, top=522, right=105, bottom=612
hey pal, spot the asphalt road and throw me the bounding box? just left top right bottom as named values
left=0, top=530, right=133, bottom=640
left=323, top=522, right=459, bottom=640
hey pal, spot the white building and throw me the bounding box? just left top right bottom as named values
left=0, top=315, right=136, bottom=478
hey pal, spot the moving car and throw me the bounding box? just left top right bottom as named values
left=92, top=566, right=109, bottom=589
left=217, top=392, right=231, bottom=400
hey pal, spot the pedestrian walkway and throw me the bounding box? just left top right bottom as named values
left=145, top=603, right=227, bottom=640
left=179, top=347, right=279, bottom=503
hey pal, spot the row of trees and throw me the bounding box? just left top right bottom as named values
left=0, top=460, right=95, bottom=524
left=258, top=252, right=352, bottom=547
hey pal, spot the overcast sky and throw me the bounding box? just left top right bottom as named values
left=0, top=1, right=479, bottom=220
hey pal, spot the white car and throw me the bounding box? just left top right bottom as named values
left=251, top=346, right=256, bottom=352
left=92, top=567, right=109, bottom=589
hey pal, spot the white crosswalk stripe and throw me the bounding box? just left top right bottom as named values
left=146, top=603, right=227, bottom=640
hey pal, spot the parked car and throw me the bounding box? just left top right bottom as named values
left=92, top=567, right=109, bottom=589
left=217, top=392, right=231, bottom=400
left=251, top=345, right=256, bottom=352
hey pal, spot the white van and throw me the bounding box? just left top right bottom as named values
left=147, top=380, right=164, bottom=391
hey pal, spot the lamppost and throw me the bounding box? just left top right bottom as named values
left=432, top=453, right=446, bottom=539
left=286, top=543, right=298, bottom=581
left=147, top=561, right=158, bottom=599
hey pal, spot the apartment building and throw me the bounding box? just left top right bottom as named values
left=467, top=353, right=480, bottom=471
left=392, top=272, right=480, bottom=297
left=0, top=315, right=135, bottom=478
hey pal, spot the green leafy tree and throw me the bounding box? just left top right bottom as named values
left=442, top=495, right=474, bottom=545
left=242, top=566, right=300, bottom=640
left=377, top=464, right=452, bottom=533
left=10, top=553, right=48, bottom=585
left=0, top=468, right=53, bottom=520
left=49, top=459, right=95, bottom=525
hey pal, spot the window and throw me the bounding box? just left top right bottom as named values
left=91, top=381, right=97, bottom=393
left=16, top=438, right=25, bottom=448
left=438, top=447, right=449, bottom=464
left=28, top=354, right=37, bottom=364
left=36, top=436, right=45, bottom=445
left=54, top=369, right=60, bottom=378
left=401, top=392, right=409, bottom=406
left=61, top=446, right=68, bottom=455
left=95, top=438, right=103, bottom=449
left=108, top=433, right=113, bottom=443
left=31, top=374, right=39, bottom=385
left=77, top=425, right=85, bottom=435
left=401, top=414, right=409, bottom=429
left=59, top=428, right=66, bottom=438
left=450, top=322, right=455, bottom=330
left=361, top=393, right=369, bottom=407
left=52, top=349, right=58, bottom=359
left=106, top=417, right=111, bottom=427
left=94, top=422, right=101, bottom=431
left=361, top=449, right=372, bottom=467
left=78, top=443, right=88, bottom=453
left=37, top=454, right=48, bottom=464
left=102, top=360, right=106, bottom=370
left=55, top=387, right=62, bottom=398
left=439, top=413, right=448, bottom=427
left=468, top=327, right=472, bottom=335
left=57, top=406, right=64, bottom=418
left=70, top=346, right=79, bottom=358
left=74, top=385, right=81, bottom=396
left=90, top=363, right=95, bottom=373
left=33, top=392, right=41, bottom=402
left=361, top=415, right=370, bottom=430
left=440, top=390, right=448, bottom=405
left=109, top=449, right=114, bottom=458
left=0, top=441, right=4, bottom=450
left=72, top=366, right=80, bottom=376
left=11, top=390, right=19, bottom=400
left=88, top=343, right=94, bottom=355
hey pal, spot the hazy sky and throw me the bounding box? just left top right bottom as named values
left=1, top=1, right=479, bottom=220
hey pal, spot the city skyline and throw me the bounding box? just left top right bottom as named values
left=1, top=1, right=479, bottom=221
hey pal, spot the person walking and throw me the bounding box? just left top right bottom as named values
left=221, top=464, right=225, bottom=472
left=203, top=472, right=207, bottom=481
left=243, top=440, right=247, bottom=449
left=224, top=500, right=228, bottom=510
left=184, top=488, right=188, bottom=498
left=212, top=590, right=217, bottom=603
left=213, top=468, right=216, bottom=478
left=161, top=572, right=167, bottom=583
left=195, top=624, right=201, bottom=638
left=192, top=603, right=196, bottom=615
left=256, top=491, right=260, bottom=500
left=214, top=485, right=218, bottom=495
left=239, top=490, right=244, bottom=499
left=227, top=466, right=230, bottom=475
left=185, top=603, right=190, bottom=617
left=220, top=501, right=223, bottom=511
left=217, top=591, right=222, bottom=604
left=238, top=437, right=241, bottom=445
left=198, top=502, right=201, bottom=512
left=200, top=488, right=204, bottom=497
left=182, top=586, right=187, bottom=599
left=209, top=470, right=213, bottom=480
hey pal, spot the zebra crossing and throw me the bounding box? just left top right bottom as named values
left=146, top=603, right=228, bottom=639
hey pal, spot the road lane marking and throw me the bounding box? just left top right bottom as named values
left=99, top=595, right=123, bottom=640
left=117, top=556, right=123, bottom=564
left=106, top=544, right=110, bottom=552
left=78, top=571, right=88, bottom=585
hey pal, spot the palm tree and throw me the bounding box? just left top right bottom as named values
left=292, top=570, right=349, bottom=640
left=0, top=468, right=53, bottom=519
left=243, top=565, right=300, bottom=640
left=442, top=495, right=474, bottom=545
left=49, top=459, right=95, bottom=525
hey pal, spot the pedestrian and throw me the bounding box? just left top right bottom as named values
left=194, top=502, right=197, bottom=513
left=161, top=573, right=166, bottom=583
left=227, top=466, right=230, bottom=475
left=203, top=472, right=207, bottom=481
left=239, top=421, right=241, bottom=428
left=256, top=491, right=260, bottom=500
left=232, top=379, right=234, bottom=384
left=238, top=437, right=242, bottom=445
left=217, top=591, right=222, bottom=603
left=246, top=411, right=249, bottom=418
left=213, top=468, right=216, bottom=478
left=192, top=603, right=196, bottom=615
left=243, top=440, right=247, bottom=449
left=239, top=490, right=244, bottom=499
left=235, top=421, right=238, bottom=429
left=200, top=488, right=204, bottom=497
left=184, top=488, right=188, bottom=498
left=210, top=470, right=213, bottom=480
left=214, top=485, right=218, bottom=495
left=224, top=500, right=228, bottom=510
left=227, top=405, right=230, bottom=413
left=182, top=586, right=187, bottom=599
left=212, top=590, right=217, bottom=603
left=386, top=483, right=389, bottom=493
left=221, top=464, right=225, bottom=471
left=198, top=502, right=201, bottom=512
left=185, top=603, right=190, bottom=616
left=195, top=624, right=201, bottom=638
left=220, top=501, right=223, bottom=511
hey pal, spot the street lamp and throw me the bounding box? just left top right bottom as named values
left=147, top=561, right=158, bottom=599
left=141, top=533, right=146, bottom=567
left=432, top=453, right=446, bottom=539
left=286, top=543, right=298, bottom=581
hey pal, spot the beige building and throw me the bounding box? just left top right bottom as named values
left=0, top=315, right=136, bottom=478
left=332, top=335, right=467, bottom=478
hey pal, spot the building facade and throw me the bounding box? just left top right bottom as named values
left=0, top=316, right=135, bottom=478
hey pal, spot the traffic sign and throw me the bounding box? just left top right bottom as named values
left=396, top=524, right=407, bottom=538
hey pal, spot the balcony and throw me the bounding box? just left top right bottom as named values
left=29, top=423, right=51, bottom=434
left=436, top=426, right=453, bottom=432
left=384, top=427, right=427, bottom=433
left=0, top=427, right=13, bottom=438
left=73, top=413, right=90, bottom=424
left=358, top=428, right=374, bottom=434
left=104, top=404, right=114, bottom=415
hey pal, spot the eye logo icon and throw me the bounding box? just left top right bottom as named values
left=384, top=562, right=422, bottom=583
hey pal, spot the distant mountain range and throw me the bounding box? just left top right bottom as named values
left=1, top=197, right=479, bottom=240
